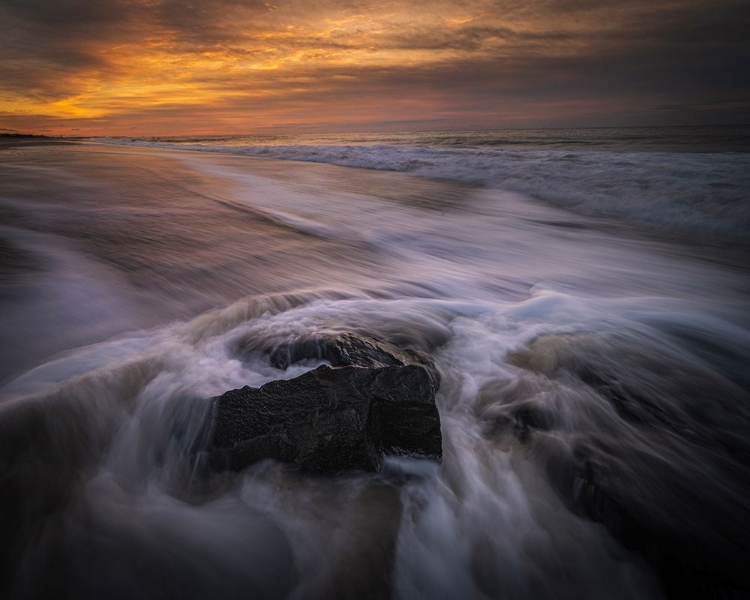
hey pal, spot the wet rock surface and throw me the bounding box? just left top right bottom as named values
left=206, top=334, right=442, bottom=474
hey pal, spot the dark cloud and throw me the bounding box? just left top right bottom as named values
left=1, top=0, right=748, bottom=133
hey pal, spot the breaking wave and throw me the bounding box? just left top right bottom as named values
left=109, top=138, right=750, bottom=243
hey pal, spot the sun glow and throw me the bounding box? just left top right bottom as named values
left=2, top=0, right=747, bottom=134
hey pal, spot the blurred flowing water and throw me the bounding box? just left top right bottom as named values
left=1, top=139, right=749, bottom=599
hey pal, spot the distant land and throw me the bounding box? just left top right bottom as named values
left=0, top=133, right=78, bottom=148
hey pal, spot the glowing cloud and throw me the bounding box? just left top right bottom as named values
left=1, top=0, right=748, bottom=134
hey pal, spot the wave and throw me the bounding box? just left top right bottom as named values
left=108, top=139, right=750, bottom=243
left=4, top=142, right=750, bottom=598
left=4, top=286, right=750, bottom=597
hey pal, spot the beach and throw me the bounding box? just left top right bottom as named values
left=1, top=140, right=749, bottom=599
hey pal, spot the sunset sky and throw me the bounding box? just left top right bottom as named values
left=1, top=0, right=748, bottom=135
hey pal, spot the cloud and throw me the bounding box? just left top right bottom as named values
left=0, top=0, right=748, bottom=133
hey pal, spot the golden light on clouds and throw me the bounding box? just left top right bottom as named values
left=21, top=4, right=490, bottom=121
left=1, top=0, right=748, bottom=134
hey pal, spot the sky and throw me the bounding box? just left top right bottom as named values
left=1, top=0, right=749, bottom=136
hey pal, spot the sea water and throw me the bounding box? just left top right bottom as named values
left=1, top=127, right=749, bottom=599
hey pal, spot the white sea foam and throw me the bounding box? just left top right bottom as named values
left=109, top=139, right=750, bottom=242
left=3, top=142, right=750, bottom=597
left=13, top=280, right=742, bottom=597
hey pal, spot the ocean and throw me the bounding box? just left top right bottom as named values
left=1, top=127, right=749, bottom=599
left=113, top=126, right=750, bottom=244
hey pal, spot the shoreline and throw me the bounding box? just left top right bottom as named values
left=89, top=141, right=750, bottom=266
left=97, top=136, right=750, bottom=249
left=4, top=142, right=747, bottom=276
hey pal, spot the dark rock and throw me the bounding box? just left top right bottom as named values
left=237, top=331, right=440, bottom=388
left=206, top=334, right=442, bottom=474
left=268, top=332, right=417, bottom=368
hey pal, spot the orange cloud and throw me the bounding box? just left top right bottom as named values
left=1, top=0, right=748, bottom=134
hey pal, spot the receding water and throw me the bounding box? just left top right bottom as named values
left=1, top=138, right=749, bottom=599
